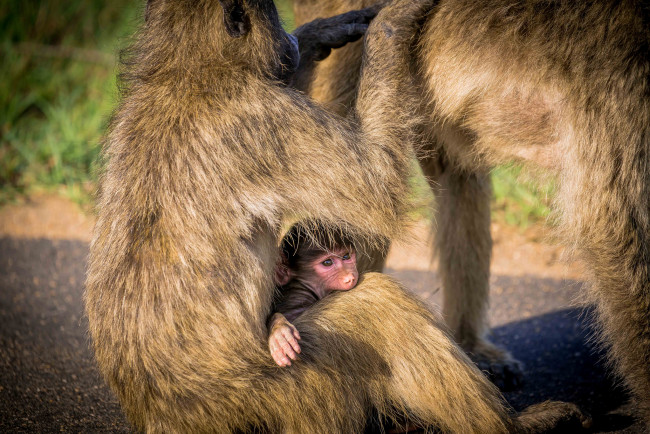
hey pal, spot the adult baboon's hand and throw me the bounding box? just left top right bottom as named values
left=293, top=6, right=382, bottom=63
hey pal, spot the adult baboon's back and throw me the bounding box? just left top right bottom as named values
left=295, top=0, right=650, bottom=425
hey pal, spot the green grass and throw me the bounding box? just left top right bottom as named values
left=276, top=0, right=296, bottom=31
left=0, top=0, right=296, bottom=207
left=491, top=164, right=555, bottom=227
left=0, top=0, right=553, bottom=226
left=0, top=0, right=142, bottom=205
left=406, top=163, right=555, bottom=228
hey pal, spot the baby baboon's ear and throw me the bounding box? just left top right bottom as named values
left=219, top=0, right=251, bottom=38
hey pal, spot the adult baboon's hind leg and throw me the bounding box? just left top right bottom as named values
left=305, top=273, right=590, bottom=433
left=560, top=134, right=650, bottom=425
left=420, top=151, right=524, bottom=390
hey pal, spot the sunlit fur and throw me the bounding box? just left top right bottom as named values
left=294, top=0, right=650, bottom=425
left=85, top=0, right=590, bottom=431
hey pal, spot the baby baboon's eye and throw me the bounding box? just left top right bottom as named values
left=322, top=258, right=333, bottom=267
left=342, top=253, right=350, bottom=260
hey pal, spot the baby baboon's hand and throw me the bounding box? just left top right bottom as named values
left=268, top=316, right=301, bottom=367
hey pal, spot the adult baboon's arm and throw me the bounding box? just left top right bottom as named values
left=264, top=0, right=428, bottom=243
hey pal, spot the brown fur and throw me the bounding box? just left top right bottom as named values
left=85, top=0, right=589, bottom=431
left=294, top=0, right=650, bottom=423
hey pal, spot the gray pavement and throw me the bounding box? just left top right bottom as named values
left=0, top=235, right=645, bottom=432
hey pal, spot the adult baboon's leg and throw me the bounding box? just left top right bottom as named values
left=294, top=0, right=522, bottom=387
left=297, top=273, right=589, bottom=433
left=420, top=151, right=523, bottom=390
left=560, top=134, right=650, bottom=425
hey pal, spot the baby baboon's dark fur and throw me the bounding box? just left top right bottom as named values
left=294, top=0, right=650, bottom=424
left=85, top=0, right=590, bottom=432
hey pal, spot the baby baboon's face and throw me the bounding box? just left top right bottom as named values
left=308, top=248, right=358, bottom=292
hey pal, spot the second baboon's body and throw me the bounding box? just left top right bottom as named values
left=295, top=0, right=650, bottom=423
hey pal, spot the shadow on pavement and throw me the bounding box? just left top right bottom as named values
left=493, top=309, right=637, bottom=432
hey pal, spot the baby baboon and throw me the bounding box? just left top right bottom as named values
left=269, top=222, right=358, bottom=366
left=85, top=0, right=589, bottom=431
left=294, top=0, right=650, bottom=423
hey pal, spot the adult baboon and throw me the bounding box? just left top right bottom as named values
left=85, top=0, right=589, bottom=431
left=294, top=0, right=650, bottom=423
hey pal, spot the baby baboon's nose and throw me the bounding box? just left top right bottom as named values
left=342, top=274, right=356, bottom=288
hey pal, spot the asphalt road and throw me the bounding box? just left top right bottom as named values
left=0, top=227, right=645, bottom=432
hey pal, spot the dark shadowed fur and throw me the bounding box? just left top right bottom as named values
left=85, top=0, right=590, bottom=432
left=294, top=0, right=650, bottom=425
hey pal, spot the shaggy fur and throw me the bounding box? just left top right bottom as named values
left=85, top=0, right=590, bottom=431
left=294, top=0, right=650, bottom=424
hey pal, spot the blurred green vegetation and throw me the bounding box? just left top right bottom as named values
left=0, top=0, right=141, bottom=205
left=407, top=163, right=555, bottom=228
left=0, top=0, right=553, bottom=226
left=491, top=164, right=555, bottom=227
